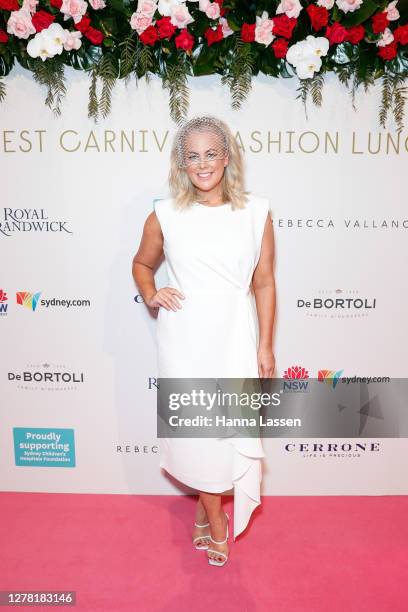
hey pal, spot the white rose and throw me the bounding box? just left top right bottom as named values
left=376, top=27, right=394, bottom=47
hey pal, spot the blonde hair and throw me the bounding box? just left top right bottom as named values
left=167, top=115, right=250, bottom=211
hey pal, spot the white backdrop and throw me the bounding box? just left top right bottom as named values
left=1, top=64, right=407, bottom=496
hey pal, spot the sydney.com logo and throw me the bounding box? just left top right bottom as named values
left=282, top=367, right=390, bottom=393
left=16, top=291, right=90, bottom=310
left=283, top=365, right=310, bottom=392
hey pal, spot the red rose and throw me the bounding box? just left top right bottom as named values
left=214, top=0, right=225, bottom=17
left=272, top=38, right=289, bottom=58
left=139, top=25, right=158, bottom=46
left=32, top=10, right=55, bottom=32
left=372, top=12, right=389, bottom=34
left=204, top=24, right=223, bottom=46
left=377, top=40, right=397, bottom=60
left=156, top=16, right=176, bottom=39
left=0, top=29, right=8, bottom=43
left=49, top=0, right=62, bottom=8
left=345, top=24, right=365, bottom=44
left=0, top=0, right=19, bottom=9
left=74, top=15, right=91, bottom=33
left=241, top=23, right=255, bottom=43
left=394, top=24, right=408, bottom=45
left=325, top=22, right=348, bottom=45
left=175, top=29, right=194, bottom=51
left=272, top=14, right=297, bottom=39
left=84, top=26, right=104, bottom=45
left=306, top=5, right=328, bottom=32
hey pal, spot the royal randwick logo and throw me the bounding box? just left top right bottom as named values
left=0, top=289, right=8, bottom=315
left=282, top=365, right=309, bottom=392
left=16, top=291, right=42, bottom=311
left=0, top=208, right=73, bottom=238
left=318, top=369, right=344, bottom=388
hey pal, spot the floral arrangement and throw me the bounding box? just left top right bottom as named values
left=0, top=0, right=407, bottom=128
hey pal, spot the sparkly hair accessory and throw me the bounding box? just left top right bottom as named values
left=173, top=115, right=230, bottom=169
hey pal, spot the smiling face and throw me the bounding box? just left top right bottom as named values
left=183, top=130, right=229, bottom=195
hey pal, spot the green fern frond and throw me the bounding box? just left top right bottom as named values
left=350, top=66, right=375, bottom=114
left=221, top=35, right=254, bottom=110
left=295, top=78, right=311, bottom=121
left=139, top=44, right=154, bottom=84
left=88, top=66, right=99, bottom=123
left=162, top=53, right=190, bottom=125
left=336, top=64, right=353, bottom=88
left=32, top=58, right=66, bottom=117
left=379, top=71, right=392, bottom=129
left=98, top=53, right=117, bottom=120
left=362, top=64, right=376, bottom=94
left=53, top=61, right=66, bottom=117
left=310, top=71, right=325, bottom=107
left=393, top=85, right=406, bottom=132
left=119, top=34, right=137, bottom=82
left=350, top=71, right=363, bottom=113
left=0, top=77, right=6, bottom=103
left=388, top=72, right=407, bottom=132
left=335, top=63, right=359, bottom=112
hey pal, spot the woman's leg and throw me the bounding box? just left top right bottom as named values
left=199, top=491, right=229, bottom=563
left=195, top=494, right=208, bottom=523
left=192, top=494, right=210, bottom=548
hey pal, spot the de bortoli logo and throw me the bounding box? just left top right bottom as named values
left=8, top=362, right=85, bottom=392
left=297, top=289, right=377, bottom=319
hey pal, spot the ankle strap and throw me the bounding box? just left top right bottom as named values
left=210, top=534, right=228, bottom=545
left=209, top=512, right=229, bottom=544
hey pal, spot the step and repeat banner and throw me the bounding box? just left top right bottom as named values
left=1, top=65, right=407, bottom=496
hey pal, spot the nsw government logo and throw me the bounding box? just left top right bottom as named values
left=282, top=365, right=309, bottom=392
left=0, top=289, right=8, bottom=315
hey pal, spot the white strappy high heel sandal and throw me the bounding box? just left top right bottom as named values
left=207, top=512, right=229, bottom=567
left=192, top=521, right=211, bottom=550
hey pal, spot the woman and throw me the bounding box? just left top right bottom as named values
left=132, top=115, right=276, bottom=567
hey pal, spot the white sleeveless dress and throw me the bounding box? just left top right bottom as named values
left=154, top=193, right=271, bottom=541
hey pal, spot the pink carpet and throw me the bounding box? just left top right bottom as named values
left=1, top=492, right=407, bottom=611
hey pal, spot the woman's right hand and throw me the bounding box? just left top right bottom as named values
left=146, top=287, right=185, bottom=311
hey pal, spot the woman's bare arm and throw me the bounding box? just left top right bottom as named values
left=132, top=212, right=163, bottom=303
left=132, top=212, right=184, bottom=311
left=252, top=213, right=276, bottom=376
